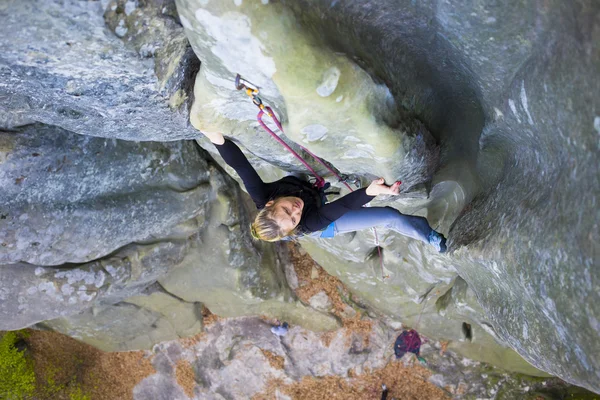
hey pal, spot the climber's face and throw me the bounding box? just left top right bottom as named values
left=266, top=196, right=304, bottom=233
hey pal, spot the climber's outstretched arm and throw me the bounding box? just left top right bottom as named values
left=303, top=179, right=401, bottom=231
left=198, top=131, right=267, bottom=208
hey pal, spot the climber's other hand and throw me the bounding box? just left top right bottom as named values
left=366, top=178, right=401, bottom=196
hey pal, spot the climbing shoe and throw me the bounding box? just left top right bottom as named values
left=428, top=231, right=447, bottom=253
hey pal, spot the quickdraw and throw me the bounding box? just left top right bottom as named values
left=235, top=73, right=391, bottom=281
left=235, top=74, right=330, bottom=189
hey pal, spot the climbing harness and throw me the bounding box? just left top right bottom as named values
left=235, top=74, right=329, bottom=189
left=235, top=73, right=392, bottom=280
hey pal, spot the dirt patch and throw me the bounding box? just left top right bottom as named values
left=320, top=330, right=337, bottom=347
left=260, top=349, right=285, bottom=370
left=180, top=331, right=208, bottom=349
left=286, top=242, right=373, bottom=347
left=175, top=359, right=196, bottom=398
left=252, top=378, right=287, bottom=400
left=25, top=329, right=155, bottom=400
left=288, top=243, right=349, bottom=315
left=202, top=304, right=220, bottom=326
left=253, top=360, right=449, bottom=400
left=439, top=340, right=449, bottom=355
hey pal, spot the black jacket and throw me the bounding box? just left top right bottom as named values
left=215, top=139, right=374, bottom=233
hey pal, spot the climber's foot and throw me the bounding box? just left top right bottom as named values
left=428, top=231, right=447, bottom=253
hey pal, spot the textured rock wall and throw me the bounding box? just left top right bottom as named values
left=177, top=0, right=439, bottom=188
left=0, top=0, right=198, bottom=141
left=0, top=124, right=211, bottom=266
left=174, top=0, right=544, bottom=379
left=1, top=0, right=598, bottom=394
left=133, top=316, right=572, bottom=399
left=177, top=0, right=600, bottom=393
left=0, top=0, right=320, bottom=351
left=289, top=0, right=600, bottom=392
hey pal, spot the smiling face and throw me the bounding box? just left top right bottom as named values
left=266, top=196, right=304, bottom=233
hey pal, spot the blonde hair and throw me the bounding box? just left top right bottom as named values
left=250, top=200, right=296, bottom=242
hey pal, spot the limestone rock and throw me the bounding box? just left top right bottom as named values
left=1, top=0, right=598, bottom=393
left=0, top=241, right=188, bottom=331
left=0, top=123, right=210, bottom=266
left=42, top=286, right=204, bottom=352
left=308, top=291, right=332, bottom=312
left=103, top=0, right=199, bottom=116
left=272, top=0, right=600, bottom=391
left=157, top=170, right=339, bottom=332
left=133, top=316, right=564, bottom=399
left=0, top=0, right=199, bottom=141
left=177, top=0, right=439, bottom=188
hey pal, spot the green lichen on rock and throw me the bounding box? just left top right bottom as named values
left=0, top=330, right=93, bottom=399
left=69, top=387, right=91, bottom=400
left=494, top=374, right=600, bottom=400
left=0, top=331, right=35, bottom=400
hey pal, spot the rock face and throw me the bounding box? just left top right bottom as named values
left=178, top=0, right=439, bottom=188
left=0, top=0, right=199, bottom=141
left=133, top=316, right=570, bottom=400
left=1, top=0, right=599, bottom=395
left=0, top=124, right=211, bottom=266
left=176, top=0, right=600, bottom=393
left=42, top=287, right=206, bottom=352
left=282, top=0, right=600, bottom=392
left=0, top=121, right=326, bottom=348
left=0, top=0, right=331, bottom=351
left=0, top=239, right=188, bottom=332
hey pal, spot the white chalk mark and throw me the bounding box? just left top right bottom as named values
left=520, top=81, right=534, bottom=125
left=508, top=99, right=521, bottom=123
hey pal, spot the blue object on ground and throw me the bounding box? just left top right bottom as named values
left=271, top=322, right=289, bottom=336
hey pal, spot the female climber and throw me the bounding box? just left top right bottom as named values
left=200, top=131, right=447, bottom=252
